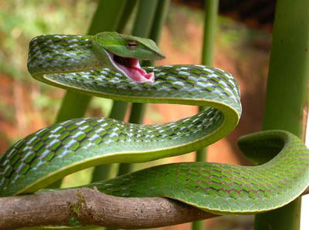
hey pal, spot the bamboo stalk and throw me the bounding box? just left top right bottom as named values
left=254, top=0, right=309, bottom=229
left=50, top=0, right=129, bottom=188
left=116, top=0, right=138, bottom=33
left=117, top=0, right=170, bottom=176
left=56, top=0, right=127, bottom=123
left=90, top=0, right=138, bottom=183
left=108, top=0, right=165, bottom=217
left=193, top=1, right=219, bottom=230
left=126, top=0, right=160, bottom=123
left=149, top=0, right=171, bottom=45
left=195, top=0, right=219, bottom=162
left=117, top=0, right=163, bottom=176
left=201, top=0, right=218, bottom=66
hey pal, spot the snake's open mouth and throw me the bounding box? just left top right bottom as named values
left=108, top=52, right=154, bottom=83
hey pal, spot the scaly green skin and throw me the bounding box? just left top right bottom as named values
left=0, top=33, right=308, bottom=216
left=94, top=130, right=309, bottom=214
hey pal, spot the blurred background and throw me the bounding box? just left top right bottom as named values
left=0, top=1, right=307, bottom=230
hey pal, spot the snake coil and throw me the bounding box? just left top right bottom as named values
left=0, top=33, right=308, bottom=215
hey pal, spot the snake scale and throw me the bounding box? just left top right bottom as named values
left=0, top=32, right=308, bottom=217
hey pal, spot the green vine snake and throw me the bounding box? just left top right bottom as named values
left=0, top=32, right=308, bottom=217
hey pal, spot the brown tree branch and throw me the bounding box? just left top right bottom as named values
left=0, top=187, right=216, bottom=229
left=0, top=187, right=308, bottom=229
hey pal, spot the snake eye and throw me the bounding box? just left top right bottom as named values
left=126, top=41, right=138, bottom=50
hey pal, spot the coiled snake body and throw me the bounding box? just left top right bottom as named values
left=0, top=32, right=308, bottom=216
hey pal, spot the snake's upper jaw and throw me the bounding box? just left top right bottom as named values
left=107, top=52, right=154, bottom=84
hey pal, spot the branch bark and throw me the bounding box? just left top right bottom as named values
left=0, top=187, right=216, bottom=229
left=0, top=187, right=308, bottom=229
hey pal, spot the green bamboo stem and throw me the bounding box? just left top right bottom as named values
left=201, top=0, right=218, bottom=66
left=116, top=0, right=160, bottom=176
left=90, top=0, right=138, bottom=183
left=117, top=0, right=170, bottom=177
left=55, top=92, right=92, bottom=122
left=149, top=0, right=171, bottom=46
left=131, top=0, right=159, bottom=37
left=126, top=0, right=161, bottom=123
left=56, top=0, right=127, bottom=124
left=254, top=0, right=309, bottom=229
left=105, top=2, right=161, bottom=223
left=116, top=0, right=138, bottom=33
left=126, top=0, right=160, bottom=123
left=116, top=0, right=170, bottom=175
left=108, top=101, right=129, bottom=121
left=192, top=221, right=205, bottom=230
left=195, top=0, right=218, bottom=162
left=49, top=0, right=130, bottom=188
left=193, top=1, right=218, bottom=230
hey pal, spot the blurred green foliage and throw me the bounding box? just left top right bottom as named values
left=0, top=0, right=96, bottom=80
left=0, top=0, right=113, bottom=128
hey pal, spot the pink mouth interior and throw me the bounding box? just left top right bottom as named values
left=112, top=54, right=154, bottom=83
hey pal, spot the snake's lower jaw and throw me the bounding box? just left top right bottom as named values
left=108, top=51, right=155, bottom=83
left=127, top=71, right=154, bottom=84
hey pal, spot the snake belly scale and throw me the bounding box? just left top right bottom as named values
left=0, top=32, right=308, bottom=216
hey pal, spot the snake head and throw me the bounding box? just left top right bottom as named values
left=92, top=32, right=165, bottom=84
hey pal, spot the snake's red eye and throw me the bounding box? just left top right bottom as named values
left=126, top=41, right=138, bottom=50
